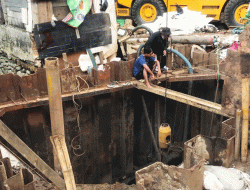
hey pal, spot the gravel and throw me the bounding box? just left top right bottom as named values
left=0, top=54, right=33, bottom=76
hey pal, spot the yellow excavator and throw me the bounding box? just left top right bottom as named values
left=115, top=0, right=250, bottom=27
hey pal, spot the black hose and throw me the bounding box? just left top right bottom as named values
left=137, top=43, right=145, bottom=57
left=131, top=25, right=154, bottom=36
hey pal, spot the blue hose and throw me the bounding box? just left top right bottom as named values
left=137, top=43, right=193, bottom=74
left=168, top=48, right=193, bottom=74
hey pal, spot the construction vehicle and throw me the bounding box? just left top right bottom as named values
left=115, top=0, right=250, bottom=27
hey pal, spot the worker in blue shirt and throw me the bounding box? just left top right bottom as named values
left=133, top=46, right=161, bottom=88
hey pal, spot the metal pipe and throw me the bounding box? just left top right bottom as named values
left=241, top=77, right=249, bottom=163
left=45, top=57, right=65, bottom=173
left=45, top=57, right=76, bottom=189
left=235, top=109, right=242, bottom=160
left=171, top=35, right=214, bottom=45
left=142, top=95, right=161, bottom=161
left=45, top=57, right=65, bottom=136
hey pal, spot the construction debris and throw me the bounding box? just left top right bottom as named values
left=204, top=165, right=250, bottom=190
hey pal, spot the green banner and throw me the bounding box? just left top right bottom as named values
left=62, top=0, right=92, bottom=28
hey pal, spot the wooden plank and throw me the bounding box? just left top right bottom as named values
left=37, top=1, right=53, bottom=23
left=133, top=81, right=228, bottom=117
left=168, top=73, right=218, bottom=82
left=0, top=120, right=66, bottom=190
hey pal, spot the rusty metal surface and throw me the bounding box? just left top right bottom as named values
left=0, top=158, right=13, bottom=179
left=221, top=117, right=235, bottom=139
left=136, top=161, right=205, bottom=190
left=60, top=67, right=78, bottom=94
left=0, top=82, right=134, bottom=113
left=5, top=169, right=24, bottom=190
left=45, top=57, right=66, bottom=174
left=92, top=65, right=111, bottom=86
left=5, top=168, right=36, bottom=190
left=0, top=161, right=7, bottom=190
left=184, top=131, right=235, bottom=168
left=62, top=90, right=134, bottom=184
left=19, top=74, right=40, bottom=100
left=0, top=149, right=36, bottom=190
left=36, top=68, right=48, bottom=96
left=106, top=61, right=118, bottom=82
left=0, top=74, right=21, bottom=104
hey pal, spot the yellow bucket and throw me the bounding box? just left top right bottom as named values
left=159, top=123, right=171, bottom=148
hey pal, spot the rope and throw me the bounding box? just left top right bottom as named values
left=61, top=67, right=90, bottom=157
left=209, top=43, right=220, bottom=137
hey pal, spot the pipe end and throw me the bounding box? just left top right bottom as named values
left=45, top=57, right=59, bottom=68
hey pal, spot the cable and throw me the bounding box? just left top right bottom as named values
left=209, top=43, right=220, bottom=137
left=61, top=68, right=89, bottom=157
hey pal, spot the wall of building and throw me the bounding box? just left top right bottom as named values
left=0, top=0, right=116, bottom=63
left=0, top=0, right=35, bottom=61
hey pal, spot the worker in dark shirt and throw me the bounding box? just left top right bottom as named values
left=133, top=46, right=161, bottom=88
left=145, top=27, right=171, bottom=71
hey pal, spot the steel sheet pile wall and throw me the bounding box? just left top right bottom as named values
left=63, top=90, right=134, bottom=184
left=0, top=67, right=89, bottom=104
left=184, top=117, right=235, bottom=168
left=0, top=57, right=135, bottom=108
left=107, top=58, right=135, bottom=82
left=0, top=149, right=36, bottom=189
left=1, top=88, right=135, bottom=185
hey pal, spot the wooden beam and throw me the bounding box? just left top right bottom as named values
left=152, top=68, right=226, bottom=83
left=37, top=1, right=53, bottom=23
left=0, top=83, right=134, bottom=113
left=168, top=73, right=219, bottom=82
left=193, top=67, right=226, bottom=79
left=133, top=81, right=229, bottom=117
left=0, top=120, right=66, bottom=190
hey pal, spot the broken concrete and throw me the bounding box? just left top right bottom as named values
left=135, top=161, right=205, bottom=190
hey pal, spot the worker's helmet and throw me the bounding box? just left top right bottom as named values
left=160, top=27, right=171, bottom=37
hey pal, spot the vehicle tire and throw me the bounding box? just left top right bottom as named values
left=131, top=0, right=166, bottom=25
left=131, top=25, right=153, bottom=36
left=224, top=0, right=250, bottom=27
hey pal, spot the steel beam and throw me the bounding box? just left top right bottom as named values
left=0, top=83, right=134, bottom=113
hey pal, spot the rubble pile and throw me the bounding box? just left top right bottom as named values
left=0, top=54, right=33, bottom=76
